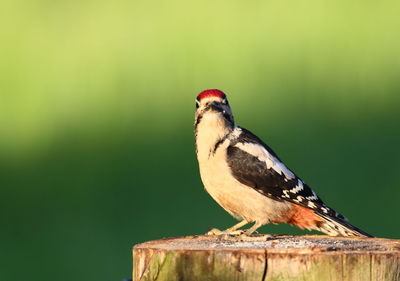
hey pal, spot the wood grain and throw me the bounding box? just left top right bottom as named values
left=133, top=235, right=400, bottom=281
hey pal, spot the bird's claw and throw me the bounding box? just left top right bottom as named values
left=206, top=228, right=272, bottom=242
left=205, top=228, right=245, bottom=236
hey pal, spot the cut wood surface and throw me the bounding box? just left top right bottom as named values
left=133, top=235, right=400, bottom=281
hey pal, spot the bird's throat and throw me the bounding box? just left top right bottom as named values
left=195, top=113, right=231, bottom=160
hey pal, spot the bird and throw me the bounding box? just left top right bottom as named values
left=194, top=89, right=373, bottom=237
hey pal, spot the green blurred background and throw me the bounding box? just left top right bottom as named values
left=1, top=0, right=399, bottom=280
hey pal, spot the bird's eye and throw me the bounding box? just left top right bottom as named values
left=196, top=102, right=199, bottom=109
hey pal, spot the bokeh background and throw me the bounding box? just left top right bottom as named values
left=1, top=0, right=400, bottom=280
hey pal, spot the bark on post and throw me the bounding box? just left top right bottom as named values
left=133, top=235, right=400, bottom=281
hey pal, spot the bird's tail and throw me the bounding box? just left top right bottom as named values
left=316, top=213, right=374, bottom=237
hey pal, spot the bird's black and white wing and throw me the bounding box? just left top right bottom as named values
left=226, top=127, right=344, bottom=220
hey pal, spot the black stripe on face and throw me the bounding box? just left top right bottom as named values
left=194, top=113, right=203, bottom=133
left=212, top=134, right=229, bottom=155
left=222, top=111, right=234, bottom=125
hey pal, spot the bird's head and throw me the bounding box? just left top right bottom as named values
left=195, top=89, right=234, bottom=127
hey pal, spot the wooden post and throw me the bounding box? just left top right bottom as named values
left=133, top=235, right=400, bottom=281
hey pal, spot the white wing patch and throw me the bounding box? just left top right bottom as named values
left=320, top=207, right=329, bottom=214
left=307, top=201, right=317, bottom=208
left=290, top=179, right=304, bottom=193
left=234, top=142, right=295, bottom=180
left=282, top=190, right=290, bottom=198
left=306, top=195, right=319, bottom=201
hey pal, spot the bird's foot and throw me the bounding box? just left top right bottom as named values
left=206, top=228, right=244, bottom=236
left=207, top=230, right=247, bottom=242
left=206, top=229, right=271, bottom=241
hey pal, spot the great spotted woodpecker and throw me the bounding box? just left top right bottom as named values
left=194, top=89, right=373, bottom=237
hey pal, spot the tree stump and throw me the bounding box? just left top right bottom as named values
left=133, top=235, right=400, bottom=281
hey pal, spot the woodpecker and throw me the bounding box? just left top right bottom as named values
left=194, top=89, right=373, bottom=237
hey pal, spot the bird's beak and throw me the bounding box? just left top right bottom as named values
left=207, top=102, right=223, bottom=113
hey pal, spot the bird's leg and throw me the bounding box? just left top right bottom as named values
left=208, top=221, right=272, bottom=242
left=228, top=221, right=272, bottom=241
left=206, top=220, right=249, bottom=235
left=244, top=221, right=263, bottom=236
left=223, top=220, right=249, bottom=234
